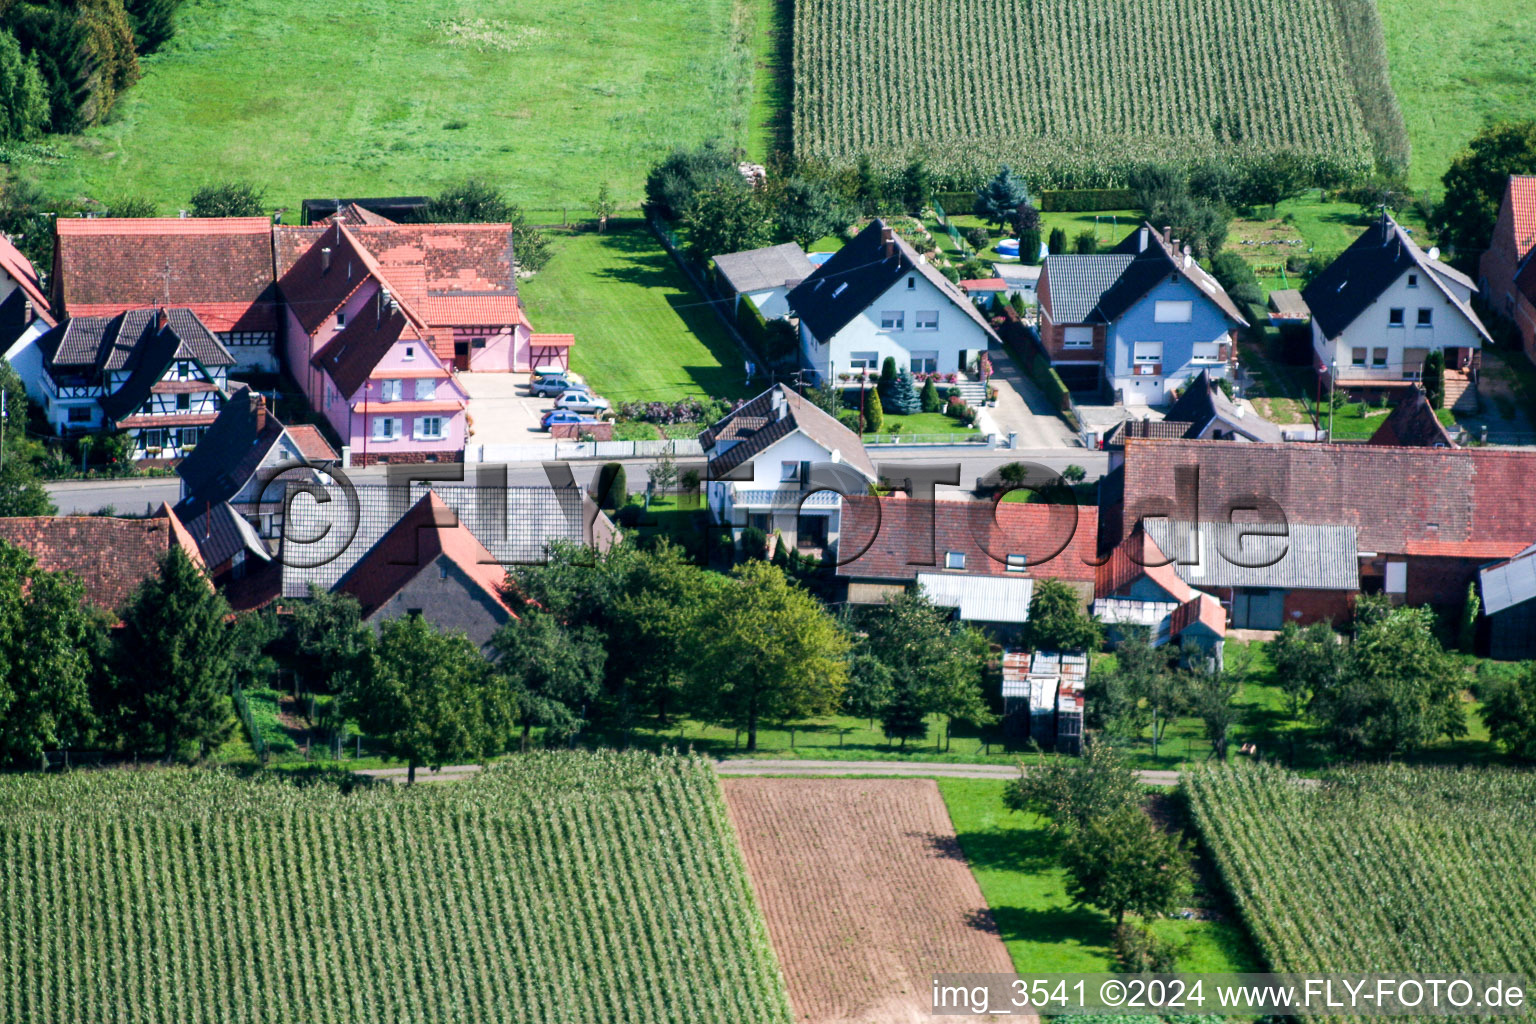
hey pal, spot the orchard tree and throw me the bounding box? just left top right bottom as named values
left=282, top=585, right=373, bottom=693
left=1060, top=806, right=1192, bottom=926
left=645, top=138, right=739, bottom=221
left=684, top=179, right=770, bottom=261
left=608, top=543, right=720, bottom=724
left=843, top=652, right=894, bottom=729
left=109, top=548, right=236, bottom=760
left=348, top=616, right=503, bottom=783
left=774, top=174, right=850, bottom=250
left=491, top=607, right=606, bottom=750
left=694, top=561, right=847, bottom=751
left=1024, top=578, right=1101, bottom=652
left=861, top=589, right=991, bottom=751
left=1268, top=620, right=1344, bottom=720
left=591, top=183, right=614, bottom=233
left=1480, top=662, right=1536, bottom=760
left=1440, top=120, right=1536, bottom=252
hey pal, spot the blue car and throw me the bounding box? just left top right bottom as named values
left=541, top=409, right=598, bottom=431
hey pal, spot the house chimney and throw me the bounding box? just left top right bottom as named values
left=320, top=247, right=332, bottom=274
left=1161, top=225, right=1172, bottom=245
left=1171, top=238, right=1180, bottom=253
left=253, top=392, right=267, bottom=431
left=771, top=387, right=786, bottom=421
left=881, top=224, right=895, bottom=259
left=1138, top=227, right=1149, bottom=252
left=157, top=308, right=169, bottom=331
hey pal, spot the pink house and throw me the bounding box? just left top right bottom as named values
left=275, top=216, right=576, bottom=462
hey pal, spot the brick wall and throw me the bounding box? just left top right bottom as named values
left=1406, top=555, right=1480, bottom=607
left=1479, top=193, right=1525, bottom=316
left=1283, top=588, right=1355, bottom=626
left=351, top=449, right=465, bottom=467
left=550, top=421, right=614, bottom=441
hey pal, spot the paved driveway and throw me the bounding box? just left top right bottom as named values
left=458, top=372, right=548, bottom=444
left=985, top=350, right=1083, bottom=448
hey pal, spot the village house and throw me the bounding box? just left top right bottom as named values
left=50, top=217, right=280, bottom=373
left=1093, top=527, right=1227, bottom=657
left=1109, top=437, right=1536, bottom=613
left=33, top=308, right=233, bottom=460
left=786, top=219, right=999, bottom=383
left=711, top=242, right=814, bottom=320
left=1304, top=212, right=1491, bottom=412
left=837, top=496, right=1098, bottom=637
left=0, top=233, right=53, bottom=346
left=700, top=384, right=877, bottom=555
left=1477, top=174, right=1536, bottom=363
left=1101, top=369, right=1288, bottom=469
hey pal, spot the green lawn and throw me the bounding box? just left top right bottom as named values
left=520, top=228, right=751, bottom=404
left=937, top=779, right=1261, bottom=975
left=865, top=411, right=975, bottom=437
left=20, top=0, right=765, bottom=211
left=1379, top=0, right=1536, bottom=191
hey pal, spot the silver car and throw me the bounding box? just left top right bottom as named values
left=553, top=390, right=611, bottom=414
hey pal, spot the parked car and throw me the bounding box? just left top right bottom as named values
left=541, top=409, right=599, bottom=431
left=553, top=390, right=611, bottom=414
left=530, top=373, right=576, bottom=397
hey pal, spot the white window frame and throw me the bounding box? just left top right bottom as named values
left=1407, top=273, right=1419, bottom=288
left=1385, top=561, right=1406, bottom=595
left=1005, top=554, right=1027, bottom=573
left=414, top=416, right=444, bottom=440
left=1351, top=347, right=1367, bottom=367
left=381, top=379, right=403, bottom=402
left=945, top=551, right=965, bottom=570
left=849, top=351, right=880, bottom=372
left=1372, top=348, right=1388, bottom=368
left=914, top=310, right=939, bottom=331
left=910, top=351, right=938, bottom=374
left=403, top=345, right=415, bottom=361
left=1388, top=308, right=1405, bottom=327
left=879, top=311, right=904, bottom=331
left=413, top=377, right=435, bottom=401
left=1154, top=300, right=1193, bottom=323
left=335, top=310, right=347, bottom=328
left=1063, top=326, right=1094, bottom=349
left=372, top=417, right=400, bottom=441
left=1417, top=308, right=1433, bottom=327
left=1192, top=342, right=1222, bottom=363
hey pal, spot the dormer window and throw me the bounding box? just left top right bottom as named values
left=336, top=310, right=347, bottom=328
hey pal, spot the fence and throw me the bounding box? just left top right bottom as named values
left=470, top=438, right=705, bottom=463
left=231, top=682, right=268, bottom=765
left=863, top=432, right=994, bottom=447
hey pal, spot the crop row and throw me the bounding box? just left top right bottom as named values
left=0, top=753, right=793, bottom=1024
left=793, top=0, right=1388, bottom=188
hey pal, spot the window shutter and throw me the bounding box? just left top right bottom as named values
left=800, top=461, right=811, bottom=490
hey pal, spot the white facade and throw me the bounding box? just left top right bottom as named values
left=743, top=287, right=792, bottom=321
left=799, top=271, right=992, bottom=382
left=1313, top=266, right=1484, bottom=382
left=217, top=332, right=279, bottom=374
left=707, top=430, right=860, bottom=550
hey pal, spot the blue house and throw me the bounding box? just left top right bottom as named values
left=1037, top=223, right=1248, bottom=405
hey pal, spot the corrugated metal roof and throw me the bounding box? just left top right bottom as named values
left=915, top=572, right=1034, bottom=623
left=1480, top=543, right=1536, bottom=615
left=1143, top=519, right=1359, bottom=591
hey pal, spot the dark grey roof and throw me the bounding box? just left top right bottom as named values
left=699, top=383, right=876, bottom=480
left=1267, top=289, right=1310, bottom=317
left=1145, top=519, right=1360, bottom=591
left=1368, top=387, right=1458, bottom=448
left=44, top=307, right=232, bottom=373
left=176, top=386, right=288, bottom=506
left=280, top=483, right=592, bottom=597
left=1164, top=370, right=1284, bottom=443
left=786, top=219, right=997, bottom=343
left=1041, top=255, right=1134, bottom=322
left=713, top=243, right=815, bottom=295
left=177, top=500, right=271, bottom=569
left=1303, top=214, right=1490, bottom=343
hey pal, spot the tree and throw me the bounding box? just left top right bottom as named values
left=0, top=542, right=103, bottom=766
left=886, top=368, right=921, bottom=414
left=1071, top=230, right=1098, bottom=255
left=1059, top=806, right=1192, bottom=926
left=649, top=447, right=678, bottom=495
left=282, top=585, right=373, bottom=693
left=861, top=589, right=991, bottom=751
left=1006, top=738, right=1143, bottom=829
left=1310, top=604, right=1466, bottom=756
left=693, top=561, right=847, bottom=751
left=591, top=182, right=613, bottom=233
left=804, top=381, right=843, bottom=418
left=1268, top=620, right=1344, bottom=720
left=491, top=607, right=607, bottom=750
left=0, top=28, right=48, bottom=142
left=1012, top=200, right=1041, bottom=236
left=349, top=616, right=503, bottom=783
left=1023, top=578, right=1100, bottom=652
left=862, top=387, right=884, bottom=434
left=843, top=652, right=894, bottom=728
left=1423, top=350, right=1445, bottom=409
left=103, top=195, right=157, bottom=217
left=1238, top=151, right=1311, bottom=214
left=880, top=673, right=930, bottom=748
left=920, top=378, right=942, bottom=413
left=774, top=174, right=850, bottom=249
left=1018, top=226, right=1042, bottom=266
left=895, top=159, right=931, bottom=216
left=1146, top=195, right=1229, bottom=259
left=683, top=179, right=770, bottom=261
left=879, top=356, right=898, bottom=392
left=1047, top=227, right=1067, bottom=255
left=974, top=164, right=1028, bottom=229
left=853, top=154, right=882, bottom=215
left=1062, top=464, right=1087, bottom=484
left=425, top=179, right=552, bottom=272
left=1185, top=648, right=1241, bottom=760
left=1440, top=120, right=1536, bottom=252
left=124, top=0, right=179, bottom=53
left=609, top=544, right=720, bottom=724
left=1091, top=627, right=1183, bottom=753
left=1480, top=662, right=1536, bottom=760
left=645, top=138, right=739, bottom=221
left=188, top=181, right=266, bottom=218
left=596, top=462, right=626, bottom=510
left=108, top=547, right=236, bottom=760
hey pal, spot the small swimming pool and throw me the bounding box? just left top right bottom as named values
left=808, top=252, right=835, bottom=266
left=995, top=238, right=1020, bottom=258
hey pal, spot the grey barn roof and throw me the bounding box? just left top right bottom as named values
left=1144, top=519, right=1360, bottom=592
left=713, top=243, right=815, bottom=295
left=1042, top=222, right=1248, bottom=327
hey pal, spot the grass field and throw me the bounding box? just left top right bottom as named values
left=519, top=228, right=751, bottom=404
left=1379, top=0, right=1536, bottom=190
left=1187, top=764, right=1536, bottom=982
left=938, top=779, right=1260, bottom=975
left=0, top=754, right=793, bottom=1024
left=20, top=0, right=763, bottom=212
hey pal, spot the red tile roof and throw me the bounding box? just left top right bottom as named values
left=960, top=278, right=1007, bottom=291
left=838, top=496, right=1098, bottom=583
left=350, top=224, right=523, bottom=328
left=285, top=424, right=337, bottom=462
left=275, top=223, right=378, bottom=335
left=1508, top=176, right=1536, bottom=257
left=0, top=233, right=52, bottom=325
left=1095, top=528, right=1196, bottom=603
left=1169, top=593, right=1227, bottom=638
left=1119, top=438, right=1536, bottom=561
left=0, top=513, right=187, bottom=614
left=53, top=217, right=278, bottom=333
left=335, top=492, right=515, bottom=618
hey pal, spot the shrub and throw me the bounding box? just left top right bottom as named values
left=920, top=378, right=942, bottom=413
left=1063, top=464, right=1086, bottom=483
left=596, top=463, right=626, bottom=510
left=886, top=368, right=921, bottom=415
left=964, top=226, right=990, bottom=250
left=1072, top=230, right=1098, bottom=254
left=863, top=388, right=884, bottom=433
left=880, top=356, right=897, bottom=392
left=1018, top=227, right=1042, bottom=265
left=188, top=181, right=266, bottom=217
left=739, top=526, right=769, bottom=561
left=1048, top=227, right=1067, bottom=254
left=838, top=409, right=864, bottom=433
left=945, top=395, right=968, bottom=419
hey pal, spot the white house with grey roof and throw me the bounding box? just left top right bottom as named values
left=712, top=242, right=815, bottom=320
left=700, top=384, right=877, bottom=554
left=786, top=220, right=999, bottom=383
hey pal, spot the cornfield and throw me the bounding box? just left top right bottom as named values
left=0, top=753, right=793, bottom=1024
left=1187, top=764, right=1536, bottom=1021
left=793, top=0, right=1408, bottom=189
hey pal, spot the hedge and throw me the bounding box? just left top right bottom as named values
left=1040, top=188, right=1138, bottom=212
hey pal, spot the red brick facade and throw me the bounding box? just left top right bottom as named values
left=1478, top=176, right=1536, bottom=319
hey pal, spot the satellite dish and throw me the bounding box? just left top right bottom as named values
left=1428, top=246, right=1441, bottom=261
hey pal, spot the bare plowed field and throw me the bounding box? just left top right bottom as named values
left=722, top=778, right=1021, bottom=1024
